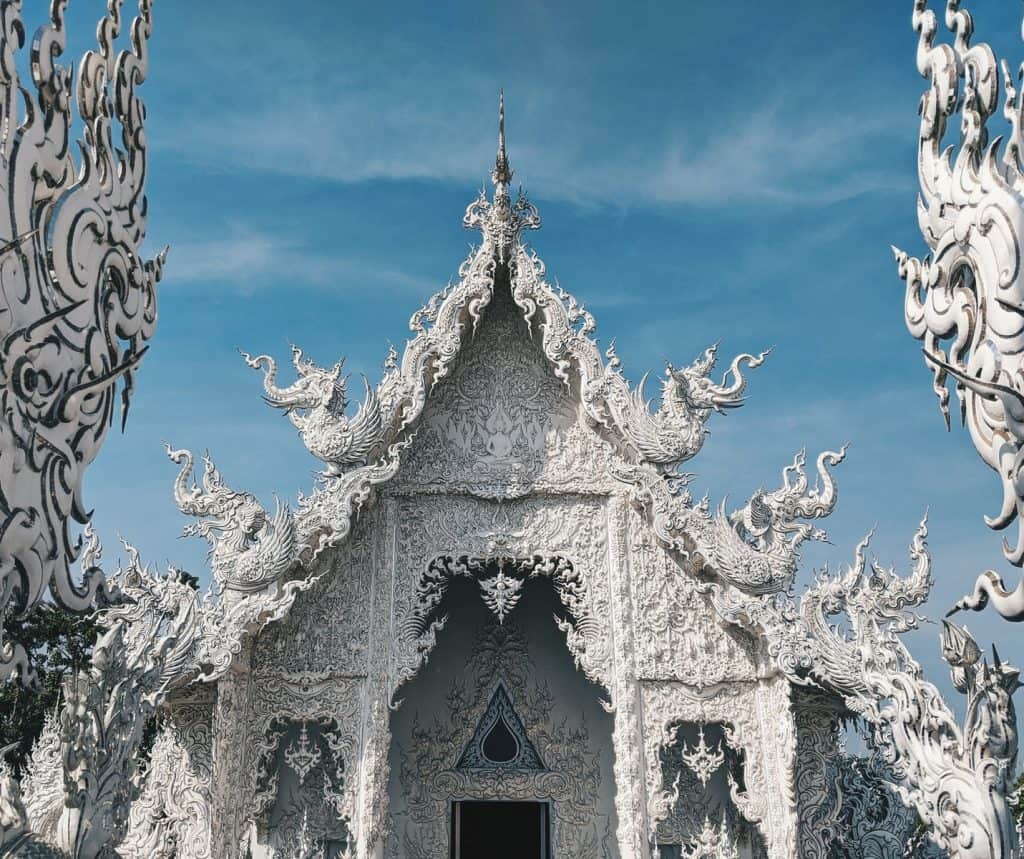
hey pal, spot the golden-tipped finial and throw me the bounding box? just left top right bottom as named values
left=492, top=89, right=513, bottom=189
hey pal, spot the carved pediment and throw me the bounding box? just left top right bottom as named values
left=394, top=272, right=616, bottom=498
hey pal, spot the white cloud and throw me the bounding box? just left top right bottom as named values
left=158, top=75, right=910, bottom=210
left=165, top=223, right=437, bottom=295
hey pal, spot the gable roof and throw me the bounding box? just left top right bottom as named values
left=240, top=96, right=798, bottom=560
left=168, top=97, right=847, bottom=680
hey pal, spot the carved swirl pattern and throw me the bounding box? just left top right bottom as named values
left=893, top=0, right=1024, bottom=617
left=0, top=0, right=163, bottom=687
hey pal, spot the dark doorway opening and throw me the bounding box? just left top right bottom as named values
left=450, top=800, right=551, bottom=859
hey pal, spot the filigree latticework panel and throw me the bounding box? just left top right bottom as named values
left=242, top=673, right=362, bottom=832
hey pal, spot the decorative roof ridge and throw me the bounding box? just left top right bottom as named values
left=167, top=97, right=847, bottom=680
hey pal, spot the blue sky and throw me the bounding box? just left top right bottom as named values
left=57, top=0, right=1024, bottom=712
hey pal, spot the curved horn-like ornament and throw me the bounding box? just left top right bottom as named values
left=166, top=445, right=205, bottom=518
left=949, top=570, right=1024, bottom=622
left=692, top=347, right=772, bottom=411
left=240, top=349, right=317, bottom=410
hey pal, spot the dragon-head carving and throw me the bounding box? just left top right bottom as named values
left=167, top=446, right=296, bottom=593
left=596, top=343, right=769, bottom=472
left=241, top=347, right=384, bottom=474
left=663, top=344, right=769, bottom=416
left=729, top=447, right=847, bottom=555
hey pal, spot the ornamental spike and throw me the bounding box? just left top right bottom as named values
left=492, top=89, right=513, bottom=192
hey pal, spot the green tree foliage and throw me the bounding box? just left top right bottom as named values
left=0, top=602, right=99, bottom=772
left=0, top=570, right=200, bottom=773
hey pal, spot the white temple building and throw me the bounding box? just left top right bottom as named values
left=1, top=1, right=1020, bottom=854
left=98, top=100, right=1012, bottom=859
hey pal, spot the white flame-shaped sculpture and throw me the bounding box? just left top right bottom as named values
left=895, top=0, right=1024, bottom=620
left=0, top=0, right=165, bottom=684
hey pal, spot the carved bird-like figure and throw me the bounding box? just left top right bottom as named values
left=241, top=346, right=384, bottom=474
left=606, top=344, right=769, bottom=470
left=167, top=446, right=297, bottom=593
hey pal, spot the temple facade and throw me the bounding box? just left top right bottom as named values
left=3, top=1, right=1022, bottom=854
left=106, top=103, right=1012, bottom=859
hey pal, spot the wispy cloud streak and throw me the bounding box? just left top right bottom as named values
left=166, top=224, right=437, bottom=295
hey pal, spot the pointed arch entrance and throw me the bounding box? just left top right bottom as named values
left=385, top=574, right=619, bottom=858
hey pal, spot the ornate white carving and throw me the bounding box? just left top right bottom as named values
left=681, top=815, right=741, bottom=859
left=168, top=444, right=326, bottom=684
left=594, top=342, right=768, bottom=474
left=894, top=0, right=1024, bottom=618
left=54, top=543, right=202, bottom=858
left=218, top=670, right=362, bottom=856
left=0, top=0, right=163, bottom=686
left=0, top=754, right=28, bottom=853
left=242, top=347, right=384, bottom=475
left=20, top=711, right=64, bottom=839
left=641, top=678, right=798, bottom=858
left=388, top=494, right=614, bottom=700
left=388, top=621, right=612, bottom=859
left=680, top=725, right=726, bottom=787
left=98, top=96, right=1022, bottom=859
left=705, top=516, right=1020, bottom=857
left=684, top=814, right=741, bottom=859
left=120, top=694, right=215, bottom=859
left=229, top=94, right=769, bottom=575
left=477, top=566, right=524, bottom=623
left=626, top=504, right=763, bottom=686
left=614, top=447, right=845, bottom=595
left=252, top=521, right=374, bottom=678
left=394, top=278, right=615, bottom=499
left=283, top=724, right=323, bottom=786
left=792, top=691, right=944, bottom=859
left=169, top=446, right=298, bottom=593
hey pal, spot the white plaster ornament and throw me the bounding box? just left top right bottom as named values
left=4, top=84, right=1020, bottom=859
left=0, top=0, right=164, bottom=687
left=895, top=0, right=1024, bottom=620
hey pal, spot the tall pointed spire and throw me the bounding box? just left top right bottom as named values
left=464, top=91, right=539, bottom=259
left=492, top=89, right=513, bottom=191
